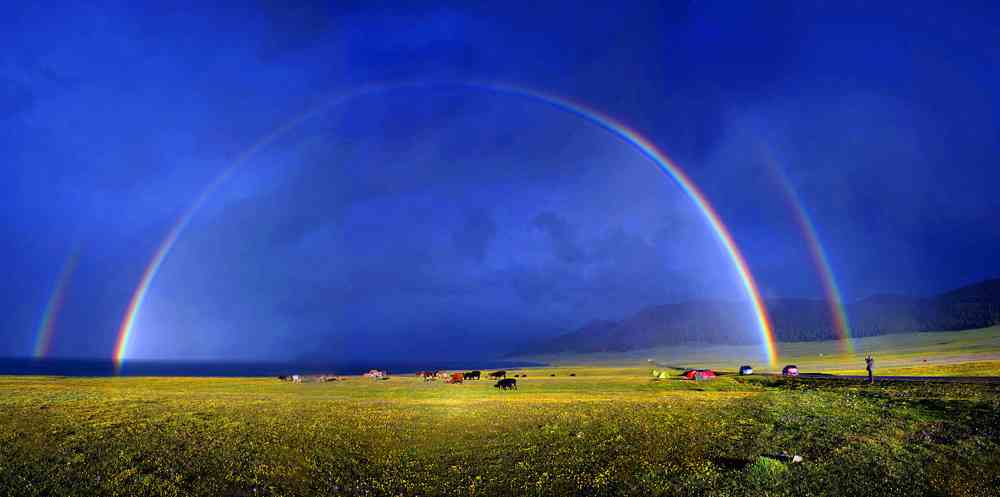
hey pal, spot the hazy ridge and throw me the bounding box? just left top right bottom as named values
left=512, top=278, right=1000, bottom=356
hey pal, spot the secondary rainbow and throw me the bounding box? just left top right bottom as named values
left=761, top=143, right=853, bottom=352
left=34, top=248, right=80, bottom=358
left=114, top=82, right=778, bottom=369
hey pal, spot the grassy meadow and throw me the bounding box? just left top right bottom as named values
left=2, top=357, right=1000, bottom=496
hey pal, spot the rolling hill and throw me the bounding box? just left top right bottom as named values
left=511, top=278, right=1000, bottom=356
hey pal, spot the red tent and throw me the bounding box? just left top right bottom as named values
left=682, top=369, right=717, bottom=380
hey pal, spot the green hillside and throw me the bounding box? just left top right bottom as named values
left=519, top=326, right=1000, bottom=376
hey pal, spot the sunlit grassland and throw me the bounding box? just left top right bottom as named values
left=2, top=368, right=999, bottom=496
left=523, top=326, right=1000, bottom=376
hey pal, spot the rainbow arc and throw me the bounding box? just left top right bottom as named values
left=34, top=247, right=80, bottom=358
left=114, top=82, right=779, bottom=371
left=761, top=143, right=853, bottom=353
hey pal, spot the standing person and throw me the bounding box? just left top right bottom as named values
left=865, top=352, right=874, bottom=384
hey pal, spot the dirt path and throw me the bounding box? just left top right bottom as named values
left=793, top=373, right=1000, bottom=384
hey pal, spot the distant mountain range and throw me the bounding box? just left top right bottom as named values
left=510, top=278, right=1000, bottom=356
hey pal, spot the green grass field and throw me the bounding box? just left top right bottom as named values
left=2, top=361, right=1000, bottom=496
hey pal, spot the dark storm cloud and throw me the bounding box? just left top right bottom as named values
left=2, top=1, right=998, bottom=361
left=255, top=1, right=336, bottom=60
left=195, top=86, right=611, bottom=250
left=0, top=53, right=80, bottom=121
left=532, top=212, right=585, bottom=263
left=453, top=209, right=496, bottom=262
left=0, top=77, right=35, bottom=118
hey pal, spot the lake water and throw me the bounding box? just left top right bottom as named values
left=0, top=358, right=546, bottom=377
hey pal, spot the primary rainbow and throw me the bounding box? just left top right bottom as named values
left=761, top=144, right=853, bottom=352
left=115, top=82, right=778, bottom=370
left=34, top=248, right=80, bottom=358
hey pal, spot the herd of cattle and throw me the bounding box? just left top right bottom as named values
left=278, top=369, right=588, bottom=391
left=415, top=370, right=518, bottom=390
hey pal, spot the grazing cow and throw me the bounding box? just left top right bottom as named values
left=493, top=378, right=517, bottom=391
left=488, top=370, right=507, bottom=380
left=513, top=374, right=520, bottom=378
left=521, top=373, right=527, bottom=377
left=463, top=371, right=481, bottom=380
left=549, top=374, right=555, bottom=377
left=569, top=373, right=576, bottom=377
left=422, top=370, right=441, bottom=382
left=447, top=372, right=464, bottom=384
left=278, top=376, right=288, bottom=381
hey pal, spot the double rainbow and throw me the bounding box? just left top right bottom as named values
left=761, top=143, right=853, bottom=352
left=34, top=247, right=80, bottom=358
left=114, top=82, right=779, bottom=371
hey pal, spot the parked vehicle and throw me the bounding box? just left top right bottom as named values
left=739, top=365, right=754, bottom=375
left=782, top=365, right=799, bottom=377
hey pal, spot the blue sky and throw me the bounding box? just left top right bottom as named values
left=2, top=1, right=998, bottom=360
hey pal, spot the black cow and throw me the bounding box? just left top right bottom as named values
left=488, top=370, right=507, bottom=380
left=463, top=371, right=481, bottom=380
left=493, top=378, right=517, bottom=391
